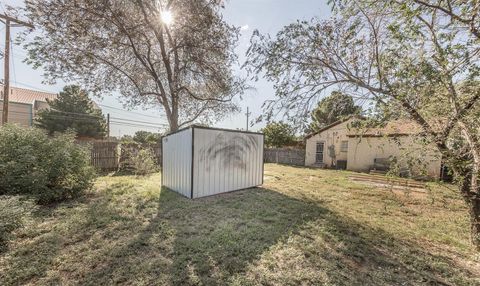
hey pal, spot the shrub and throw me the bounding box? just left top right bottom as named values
left=131, top=148, right=158, bottom=176
left=118, top=143, right=158, bottom=176
left=0, top=124, right=96, bottom=204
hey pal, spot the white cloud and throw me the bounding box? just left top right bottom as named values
left=240, top=24, right=249, bottom=31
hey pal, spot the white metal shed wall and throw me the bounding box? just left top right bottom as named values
left=192, top=128, right=264, bottom=198
left=162, top=128, right=192, bottom=198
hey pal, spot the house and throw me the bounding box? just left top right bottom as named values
left=305, top=117, right=442, bottom=178
left=0, top=85, right=57, bottom=126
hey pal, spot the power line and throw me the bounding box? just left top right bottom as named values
left=7, top=110, right=167, bottom=128
left=109, top=116, right=168, bottom=126
left=98, top=103, right=166, bottom=119
left=8, top=80, right=57, bottom=94
left=4, top=81, right=168, bottom=121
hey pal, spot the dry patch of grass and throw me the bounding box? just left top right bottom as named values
left=0, top=164, right=479, bottom=285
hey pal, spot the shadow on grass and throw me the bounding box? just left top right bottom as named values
left=1, top=184, right=477, bottom=285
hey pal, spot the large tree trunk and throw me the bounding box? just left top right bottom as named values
left=460, top=172, right=480, bottom=250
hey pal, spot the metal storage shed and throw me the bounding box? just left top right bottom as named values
left=162, top=125, right=264, bottom=198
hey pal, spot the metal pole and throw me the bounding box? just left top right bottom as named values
left=245, top=107, right=251, bottom=131
left=2, top=19, right=10, bottom=125
left=107, top=113, right=110, bottom=139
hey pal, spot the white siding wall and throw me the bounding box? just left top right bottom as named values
left=192, top=128, right=264, bottom=198
left=162, top=128, right=192, bottom=198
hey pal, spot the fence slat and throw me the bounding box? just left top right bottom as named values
left=264, top=148, right=305, bottom=166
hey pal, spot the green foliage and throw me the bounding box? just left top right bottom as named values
left=261, top=122, right=296, bottom=148
left=0, top=124, right=96, bottom=204
left=133, top=131, right=161, bottom=144
left=308, top=91, right=362, bottom=132
left=131, top=149, right=158, bottom=176
left=35, top=85, right=107, bottom=139
left=118, top=144, right=159, bottom=176
left=120, top=135, right=134, bottom=144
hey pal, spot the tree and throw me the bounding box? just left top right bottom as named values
left=133, top=131, right=161, bottom=144
left=20, top=0, right=245, bottom=132
left=308, top=91, right=361, bottom=132
left=35, top=85, right=107, bottom=139
left=261, top=122, right=296, bottom=148
left=246, top=1, right=480, bottom=247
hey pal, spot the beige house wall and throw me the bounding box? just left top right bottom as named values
left=305, top=118, right=442, bottom=178
left=305, top=120, right=352, bottom=167
left=0, top=101, right=32, bottom=127
left=346, top=136, right=442, bottom=178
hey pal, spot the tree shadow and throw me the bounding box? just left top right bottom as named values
left=82, top=186, right=478, bottom=285
left=1, top=184, right=478, bottom=285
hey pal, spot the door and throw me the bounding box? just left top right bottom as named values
left=315, top=142, right=324, bottom=164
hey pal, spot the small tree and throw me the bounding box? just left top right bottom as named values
left=262, top=122, right=296, bottom=148
left=308, top=91, right=362, bottom=132
left=35, top=85, right=107, bottom=139
left=133, top=131, right=161, bottom=144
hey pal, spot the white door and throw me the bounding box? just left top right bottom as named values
left=315, top=142, right=324, bottom=163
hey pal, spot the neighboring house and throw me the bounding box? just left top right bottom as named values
left=0, top=85, right=57, bottom=127
left=305, top=117, right=442, bottom=178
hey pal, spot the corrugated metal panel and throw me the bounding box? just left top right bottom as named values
left=162, top=128, right=192, bottom=198
left=192, top=127, right=264, bottom=198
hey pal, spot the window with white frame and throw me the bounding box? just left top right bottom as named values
left=340, top=141, right=348, bottom=152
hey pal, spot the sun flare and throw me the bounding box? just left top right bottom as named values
left=161, top=10, right=173, bottom=25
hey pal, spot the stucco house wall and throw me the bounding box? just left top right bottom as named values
left=305, top=120, right=352, bottom=167
left=347, top=135, right=442, bottom=178
left=305, top=117, right=443, bottom=179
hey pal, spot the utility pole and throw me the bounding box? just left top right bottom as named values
left=106, top=113, right=110, bottom=140
left=0, top=14, right=34, bottom=125
left=2, top=19, right=10, bottom=125
left=245, top=106, right=251, bottom=131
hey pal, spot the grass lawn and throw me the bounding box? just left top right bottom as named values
left=1, top=164, right=479, bottom=285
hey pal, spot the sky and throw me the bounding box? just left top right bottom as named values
left=1, top=0, right=332, bottom=136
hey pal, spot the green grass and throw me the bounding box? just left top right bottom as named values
left=1, top=164, right=479, bottom=285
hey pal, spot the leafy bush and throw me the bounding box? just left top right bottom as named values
left=118, top=143, right=158, bottom=176
left=131, top=148, right=158, bottom=176
left=0, top=124, right=96, bottom=204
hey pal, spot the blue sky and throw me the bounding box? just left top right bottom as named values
left=1, top=0, right=331, bottom=135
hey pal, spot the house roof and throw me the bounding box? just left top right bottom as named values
left=347, top=119, right=423, bottom=137
left=305, top=116, right=439, bottom=139
left=305, top=116, right=360, bottom=139
left=0, top=85, right=57, bottom=105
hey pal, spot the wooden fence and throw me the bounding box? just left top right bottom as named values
left=264, top=148, right=305, bottom=166
left=83, top=141, right=162, bottom=171
left=90, top=141, right=121, bottom=171
left=86, top=142, right=305, bottom=171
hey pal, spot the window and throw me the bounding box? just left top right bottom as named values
left=340, top=141, right=348, bottom=152
left=315, top=142, right=324, bottom=163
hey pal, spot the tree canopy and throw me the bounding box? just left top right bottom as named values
left=246, top=1, right=480, bottom=247
left=22, top=0, right=245, bottom=131
left=307, top=91, right=361, bottom=133
left=261, top=122, right=297, bottom=148
left=133, top=131, right=161, bottom=144
left=35, top=85, right=107, bottom=139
